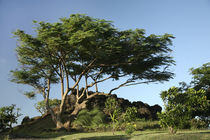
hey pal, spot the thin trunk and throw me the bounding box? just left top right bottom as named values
left=76, top=84, right=79, bottom=101
left=85, top=75, right=89, bottom=97
left=60, top=65, right=64, bottom=96
left=95, top=81, right=98, bottom=92
left=44, top=79, right=65, bottom=129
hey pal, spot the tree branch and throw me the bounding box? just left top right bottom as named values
left=108, top=80, right=156, bottom=94
left=67, top=58, right=97, bottom=97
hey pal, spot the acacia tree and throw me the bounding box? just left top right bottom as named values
left=11, top=14, right=175, bottom=128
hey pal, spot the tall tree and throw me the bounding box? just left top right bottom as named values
left=11, top=14, right=175, bottom=128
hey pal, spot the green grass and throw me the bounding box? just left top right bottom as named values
left=54, top=130, right=210, bottom=140
left=135, top=120, right=160, bottom=130
left=1, top=117, right=209, bottom=140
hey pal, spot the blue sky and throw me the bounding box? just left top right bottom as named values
left=0, top=0, right=210, bottom=123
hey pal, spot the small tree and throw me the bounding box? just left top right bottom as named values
left=123, top=107, right=137, bottom=136
left=104, top=97, right=121, bottom=135
left=123, top=107, right=137, bottom=122
left=158, top=87, right=209, bottom=134
left=0, top=104, right=22, bottom=132
left=158, top=105, right=190, bottom=134
left=34, top=99, right=61, bottom=115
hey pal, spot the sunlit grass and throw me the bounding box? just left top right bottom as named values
left=54, top=129, right=210, bottom=140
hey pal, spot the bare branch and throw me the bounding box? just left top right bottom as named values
left=67, top=58, right=97, bottom=97
left=108, top=80, right=156, bottom=94
left=108, top=80, right=133, bottom=94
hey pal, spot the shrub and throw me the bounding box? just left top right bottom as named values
left=122, top=107, right=137, bottom=136
left=104, top=97, right=122, bottom=135
left=73, top=108, right=106, bottom=131
left=158, top=105, right=191, bottom=134
left=125, top=123, right=136, bottom=136
left=190, top=118, right=208, bottom=129
left=123, top=107, right=137, bottom=122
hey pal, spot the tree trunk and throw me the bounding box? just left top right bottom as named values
left=71, top=101, right=87, bottom=116
left=55, top=118, right=64, bottom=129
left=49, top=111, right=64, bottom=129
left=95, top=82, right=98, bottom=92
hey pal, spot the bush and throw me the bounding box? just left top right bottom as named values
left=123, top=107, right=137, bottom=122
left=122, top=107, right=137, bottom=136
left=125, top=123, right=136, bottom=136
left=73, top=108, right=106, bottom=131
left=104, top=97, right=122, bottom=134
left=158, top=105, right=191, bottom=134
left=190, top=118, right=208, bottom=129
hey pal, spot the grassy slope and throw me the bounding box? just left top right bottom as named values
left=54, top=130, right=210, bottom=140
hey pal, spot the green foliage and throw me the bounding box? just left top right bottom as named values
left=11, top=14, right=175, bottom=94
left=0, top=104, right=22, bottom=132
left=124, top=123, right=136, bottom=136
left=104, top=97, right=121, bottom=123
left=190, top=63, right=210, bottom=118
left=135, top=119, right=160, bottom=130
left=159, top=87, right=209, bottom=134
left=34, top=99, right=61, bottom=115
left=73, top=108, right=106, bottom=131
left=158, top=105, right=191, bottom=133
left=122, top=107, right=137, bottom=136
left=104, top=97, right=122, bottom=134
left=104, top=98, right=138, bottom=135
left=190, top=62, right=210, bottom=91
left=123, top=107, right=137, bottom=123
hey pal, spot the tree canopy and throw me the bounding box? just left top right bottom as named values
left=11, top=14, right=175, bottom=128
left=190, top=62, right=210, bottom=93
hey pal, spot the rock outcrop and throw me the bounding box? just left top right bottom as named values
left=65, top=93, right=162, bottom=120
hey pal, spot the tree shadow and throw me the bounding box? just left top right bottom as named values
left=79, top=135, right=130, bottom=140
left=133, top=131, right=166, bottom=137
left=197, top=131, right=210, bottom=134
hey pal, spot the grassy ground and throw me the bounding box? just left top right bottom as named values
left=0, top=118, right=209, bottom=140
left=54, top=129, right=210, bottom=140
left=1, top=129, right=209, bottom=140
